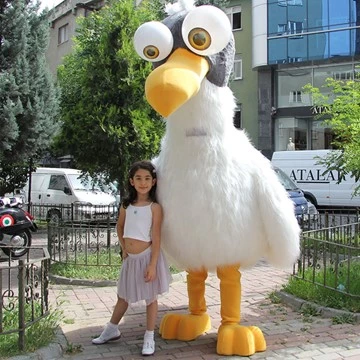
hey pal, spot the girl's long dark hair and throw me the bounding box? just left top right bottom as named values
left=122, top=161, right=157, bottom=208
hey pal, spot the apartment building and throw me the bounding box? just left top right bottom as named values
left=46, top=0, right=104, bottom=76
left=226, top=0, right=259, bottom=146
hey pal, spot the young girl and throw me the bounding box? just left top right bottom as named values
left=92, top=160, right=171, bottom=356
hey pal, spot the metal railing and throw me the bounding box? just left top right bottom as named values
left=27, top=202, right=119, bottom=223
left=0, top=247, right=50, bottom=351
left=294, top=222, right=360, bottom=298
left=48, top=220, right=120, bottom=267
left=299, top=208, right=359, bottom=232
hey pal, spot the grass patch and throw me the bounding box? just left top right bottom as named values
left=332, top=314, right=356, bottom=325
left=65, top=343, right=83, bottom=354
left=36, top=220, right=48, bottom=231
left=283, top=262, right=360, bottom=313
left=0, top=301, right=63, bottom=358
left=268, top=291, right=282, bottom=304
left=50, top=250, right=180, bottom=281
left=50, top=249, right=122, bottom=280
left=303, top=232, right=360, bottom=257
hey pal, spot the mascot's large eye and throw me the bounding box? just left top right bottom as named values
left=182, top=5, right=231, bottom=56
left=188, top=28, right=211, bottom=51
left=133, top=21, right=173, bottom=62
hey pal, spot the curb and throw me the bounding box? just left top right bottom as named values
left=276, top=290, right=360, bottom=323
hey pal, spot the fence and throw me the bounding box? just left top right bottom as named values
left=27, top=202, right=119, bottom=223
left=0, top=247, right=50, bottom=351
left=294, top=221, right=360, bottom=298
left=48, top=220, right=120, bottom=267
left=45, top=208, right=360, bottom=269
left=299, top=208, right=359, bottom=231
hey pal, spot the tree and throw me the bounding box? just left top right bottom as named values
left=303, top=74, right=360, bottom=194
left=54, top=0, right=165, bottom=195
left=0, top=0, right=60, bottom=195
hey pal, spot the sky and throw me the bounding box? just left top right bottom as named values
left=39, top=0, right=62, bottom=12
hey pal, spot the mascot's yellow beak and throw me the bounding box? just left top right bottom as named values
left=145, top=48, right=209, bottom=118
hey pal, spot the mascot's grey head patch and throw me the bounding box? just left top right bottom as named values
left=153, top=1, right=235, bottom=88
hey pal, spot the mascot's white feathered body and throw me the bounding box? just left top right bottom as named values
left=134, top=0, right=300, bottom=356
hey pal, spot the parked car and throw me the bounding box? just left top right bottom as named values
left=22, top=168, right=117, bottom=223
left=274, top=166, right=309, bottom=221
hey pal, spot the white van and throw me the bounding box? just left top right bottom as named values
left=271, top=150, right=360, bottom=207
left=23, top=168, right=117, bottom=222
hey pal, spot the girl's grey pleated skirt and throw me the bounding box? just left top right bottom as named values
left=117, top=246, right=172, bottom=305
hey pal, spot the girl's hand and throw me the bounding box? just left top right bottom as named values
left=145, top=265, right=156, bottom=282
left=121, top=250, right=128, bottom=260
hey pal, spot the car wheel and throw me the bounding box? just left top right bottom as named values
left=47, top=209, right=62, bottom=224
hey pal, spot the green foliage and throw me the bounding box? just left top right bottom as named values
left=65, top=343, right=83, bottom=354
left=0, top=0, right=60, bottom=195
left=50, top=249, right=180, bottom=280
left=283, top=262, right=360, bottom=313
left=50, top=250, right=122, bottom=280
left=332, top=314, right=356, bottom=325
left=0, top=300, right=63, bottom=358
left=55, top=0, right=165, bottom=195
left=268, top=291, right=282, bottom=304
left=301, top=304, right=321, bottom=318
left=332, top=313, right=356, bottom=325
left=303, top=75, right=360, bottom=195
left=0, top=162, right=29, bottom=195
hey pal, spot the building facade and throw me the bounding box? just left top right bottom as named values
left=46, top=0, right=104, bottom=76
left=251, top=0, right=360, bottom=157
left=226, top=0, right=259, bottom=147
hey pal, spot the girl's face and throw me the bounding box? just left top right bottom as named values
left=130, top=168, right=156, bottom=196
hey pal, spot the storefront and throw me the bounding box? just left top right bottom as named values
left=273, top=62, right=359, bottom=151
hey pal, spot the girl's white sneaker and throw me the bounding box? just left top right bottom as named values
left=142, top=339, right=155, bottom=355
left=92, top=323, right=121, bottom=345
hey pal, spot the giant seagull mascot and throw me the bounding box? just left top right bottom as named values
left=134, top=0, right=300, bottom=356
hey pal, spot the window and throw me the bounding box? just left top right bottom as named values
left=275, top=117, right=308, bottom=151
left=233, top=54, right=242, bottom=80
left=332, top=71, right=353, bottom=80
left=278, top=0, right=303, bottom=6
left=288, top=57, right=303, bottom=63
left=58, top=24, right=69, bottom=44
left=233, top=107, right=242, bottom=129
left=289, top=91, right=302, bottom=103
left=288, top=21, right=303, bottom=37
left=49, top=175, right=69, bottom=191
left=226, top=6, right=242, bottom=30
left=278, top=24, right=287, bottom=35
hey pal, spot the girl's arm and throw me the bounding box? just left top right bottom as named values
left=116, top=206, right=127, bottom=259
left=145, top=202, right=163, bottom=282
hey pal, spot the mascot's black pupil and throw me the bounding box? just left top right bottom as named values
left=145, top=46, right=157, bottom=58
left=193, top=32, right=206, bottom=46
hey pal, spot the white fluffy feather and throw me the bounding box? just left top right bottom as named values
left=154, top=80, right=300, bottom=271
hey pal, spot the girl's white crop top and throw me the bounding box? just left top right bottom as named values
left=123, top=204, right=152, bottom=242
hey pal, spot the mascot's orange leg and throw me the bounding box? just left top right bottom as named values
left=216, top=264, right=266, bottom=356
left=159, top=268, right=211, bottom=341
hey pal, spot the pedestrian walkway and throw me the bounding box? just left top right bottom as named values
left=48, top=261, right=360, bottom=360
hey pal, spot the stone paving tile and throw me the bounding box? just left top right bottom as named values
left=44, top=261, right=360, bottom=360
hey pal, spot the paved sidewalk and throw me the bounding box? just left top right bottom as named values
left=48, top=262, right=360, bottom=360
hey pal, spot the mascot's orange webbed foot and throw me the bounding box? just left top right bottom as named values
left=217, top=324, right=266, bottom=356
left=159, top=313, right=211, bottom=341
